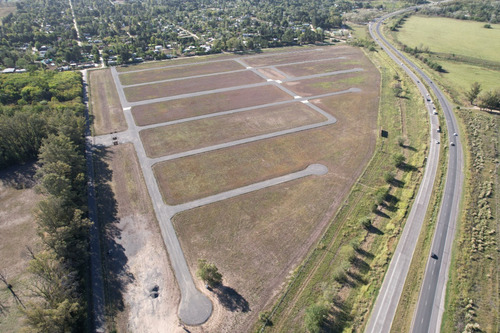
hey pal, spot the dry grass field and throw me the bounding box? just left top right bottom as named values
left=0, top=164, right=42, bottom=332
left=93, top=143, right=183, bottom=333
left=141, top=103, right=326, bottom=158
left=243, top=46, right=354, bottom=67
left=132, top=85, right=291, bottom=126
left=279, top=57, right=362, bottom=77
left=88, top=69, right=127, bottom=135
left=116, top=53, right=238, bottom=73
left=284, top=71, right=365, bottom=96
left=123, top=70, right=264, bottom=102
left=119, top=60, right=244, bottom=86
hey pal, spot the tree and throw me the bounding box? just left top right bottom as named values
left=359, top=216, right=372, bottom=230
left=393, top=153, right=406, bottom=168
left=197, top=259, right=222, bottom=287
left=465, top=82, right=482, bottom=105
left=304, top=302, right=329, bottom=333
left=478, top=90, right=500, bottom=110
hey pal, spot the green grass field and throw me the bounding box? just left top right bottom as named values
left=393, top=15, right=500, bottom=105
left=397, top=16, right=500, bottom=63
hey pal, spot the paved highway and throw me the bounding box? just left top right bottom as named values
left=365, top=4, right=464, bottom=333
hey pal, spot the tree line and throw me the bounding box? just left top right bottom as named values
left=0, top=71, right=84, bottom=169
left=0, top=70, right=88, bottom=331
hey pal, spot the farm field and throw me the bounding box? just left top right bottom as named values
left=96, top=45, right=381, bottom=332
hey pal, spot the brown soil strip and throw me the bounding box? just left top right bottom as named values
left=140, top=103, right=326, bottom=158
left=132, top=85, right=291, bottom=126
left=89, top=69, right=127, bottom=135
left=124, top=71, right=264, bottom=102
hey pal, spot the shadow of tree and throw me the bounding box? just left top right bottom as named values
left=214, top=285, right=250, bottom=313
left=388, top=177, right=405, bottom=188
left=93, top=145, right=134, bottom=316
left=397, top=162, right=417, bottom=172
left=367, top=224, right=384, bottom=235
left=355, top=248, right=374, bottom=260
left=350, top=257, right=371, bottom=275
left=0, top=161, right=37, bottom=189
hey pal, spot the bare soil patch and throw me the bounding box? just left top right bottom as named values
left=132, top=85, right=291, bottom=126
left=89, top=69, right=127, bottom=135
left=243, top=45, right=354, bottom=67
left=141, top=102, right=326, bottom=158
left=0, top=163, right=42, bottom=332
left=93, top=143, right=182, bottom=333
left=124, top=70, right=264, bottom=102
left=119, top=60, right=244, bottom=86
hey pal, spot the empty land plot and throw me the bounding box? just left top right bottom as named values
left=278, top=57, right=362, bottom=77
left=89, top=69, right=127, bottom=135
left=119, top=60, right=244, bottom=86
left=141, top=103, right=326, bottom=158
left=243, top=45, right=354, bottom=67
left=171, top=78, right=380, bottom=331
left=153, top=83, right=378, bottom=205
left=132, top=85, right=291, bottom=126
left=94, top=143, right=181, bottom=333
left=123, top=70, right=264, bottom=102
left=284, top=71, right=366, bottom=97
left=116, top=53, right=238, bottom=73
left=0, top=165, right=41, bottom=332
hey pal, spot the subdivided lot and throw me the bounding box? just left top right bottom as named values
left=284, top=71, right=365, bottom=97
left=89, top=69, right=127, bottom=135
left=141, top=102, right=326, bottom=158
left=93, top=143, right=182, bottom=333
left=116, top=53, right=238, bottom=73
left=119, top=60, right=244, bottom=86
left=243, top=45, right=355, bottom=67
left=153, top=85, right=379, bottom=206
left=170, top=84, right=380, bottom=331
left=123, top=70, right=264, bottom=102
left=132, top=85, right=292, bottom=126
left=0, top=164, right=41, bottom=332
left=278, top=55, right=364, bottom=77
